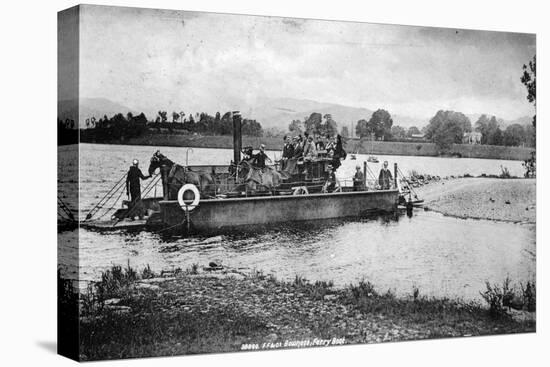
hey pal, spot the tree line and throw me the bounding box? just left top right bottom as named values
left=352, top=108, right=534, bottom=150
left=279, top=106, right=533, bottom=151
left=150, top=111, right=263, bottom=136
left=80, top=110, right=264, bottom=142
left=287, top=113, right=339, bottom=138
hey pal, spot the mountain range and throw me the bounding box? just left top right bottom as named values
left=58, top=97, right=139, bottom=125
left=59, top=97, right=533, bottom=131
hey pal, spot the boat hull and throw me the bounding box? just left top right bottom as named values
left=157, top=189, right=399, bottom=232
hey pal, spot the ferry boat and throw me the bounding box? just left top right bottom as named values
left=82, top=112, right=400, bottom=234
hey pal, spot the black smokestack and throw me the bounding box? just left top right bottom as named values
left=232, top=111, right=242, bottom=164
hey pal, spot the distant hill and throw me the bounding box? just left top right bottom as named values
left=58, top=96, right=533, bottom=133
left=58, top=97, right=139, bottom=127
left=500, top=116, right=533, bottom=128
left=244, top=97, right=431, bottom=134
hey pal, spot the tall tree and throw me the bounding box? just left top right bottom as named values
left=503, top=124, right=525, bottom=147
left=371, top=109, right=393, bottom=140
left=320, top=114, right=338, bottom=137
left=426, top=110, right=471, bottom=151
left=172, top=112, right=180, bottom=123
left=303, top=112, right=323, bottom=134
left=288, top=119, right=304, bottom=135
left=356, top=109, right=393, bottom=140
left=157, top=111, right=168, bottom=123
left=391, top=125, right=406, bottom=139
left=134, top=113, right=147, bottom=125
left=521, top=55, right=536, bottom=128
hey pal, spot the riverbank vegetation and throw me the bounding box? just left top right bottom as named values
left=70, top=264, right=535, bottom=360
left=79, top=110, right=263, bottom=144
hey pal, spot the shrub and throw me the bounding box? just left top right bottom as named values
left=520, top=281, right=536, bottom=312
left=348, top=279, right=378, bottom=300
left=480, top=281, right=506, bottom=318
left=499, top=165, right=511, bottom=178
left=293, top=274, right=308, bottom=288
left=480, top=277, right=527, bottom=318
left=141, top=264, right=156, bottom=279
left=187, top=263, right=199, bottom=275
left=412, top=285, right=420, bottom=301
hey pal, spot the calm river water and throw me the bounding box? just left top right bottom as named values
left=58, top=144, right=535, bottom=301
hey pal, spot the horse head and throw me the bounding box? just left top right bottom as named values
left=148, top=150, right=174, bottom=176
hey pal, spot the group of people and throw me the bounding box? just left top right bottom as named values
left=325, top=160, right=392, bottom=193
left=351, top=160, right=394, bottom=191
left=124, top=151, right=395, bottom=218
left=281, top=133, right=346, bottom=171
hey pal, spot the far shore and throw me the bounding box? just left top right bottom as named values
left=415, top=177, right=536, bottom=224
left=79, top=131, right=534, bottom=161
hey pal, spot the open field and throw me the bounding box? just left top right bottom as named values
left=416, top=178, right=536, bottom=223
left=79, top=131, right=534, bottom=161
left=74, top=265, right=535, bottom=360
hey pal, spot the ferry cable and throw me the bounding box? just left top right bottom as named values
left=397, top=167, right=419, bottom=200
left=83, top=172, right=128, bottom=221
left=84, top=179, right=127, bottom=221
left=57, top=196, right=75, bottom=221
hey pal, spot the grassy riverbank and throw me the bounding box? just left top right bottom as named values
left=76, top=265, right=535, bottom=361
left=415, top=177, right=536, bottom=223
left=79, top=131, right=533, bottom=161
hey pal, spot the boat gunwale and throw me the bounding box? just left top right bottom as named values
left=159, top=188, right=399, bottom=205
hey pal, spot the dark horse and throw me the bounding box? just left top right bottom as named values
left=231, top=159, right=285, bottom=192
left=148, top=151, right=215, bottom=199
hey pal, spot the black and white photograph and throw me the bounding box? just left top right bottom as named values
left=55, top=2, right=538, bottom=362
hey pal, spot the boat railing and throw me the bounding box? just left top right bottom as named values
left=140, top=163, right=400, bottom=201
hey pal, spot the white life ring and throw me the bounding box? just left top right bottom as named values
left=177, top=184, right=200, bottom=211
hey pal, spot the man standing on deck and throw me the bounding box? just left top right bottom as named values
left=281, top=135, right=294, bottom=170
left=282, top=135, right=294, bottom=158
left=126, top=159, right=151, bottom=219
left=378, top=161, right=393, bottom=190
left=353, top=165, right=364, bottom=191
left=323, top=165, right=339, bottom=192
left=251, top=144, right=272, bottom=169
left=292, top=136, right=303, bottom=158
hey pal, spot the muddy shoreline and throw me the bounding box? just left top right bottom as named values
left=415, top=178, right=535, bottom=224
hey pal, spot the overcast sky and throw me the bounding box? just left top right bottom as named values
left=74, top=5, right=536, bottom=121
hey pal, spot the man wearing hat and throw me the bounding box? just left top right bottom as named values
left=281, top=135, right=294, bottom=170
left=282, top=135, right=294, bottom=159
left=292, top=136, right=303, bottom=159
left=126, top=159, right=151, bottom=219
left=353, top=165, right=364, bottom=191
left=378, top=160, right=393, bottom=190
left=323, top=164, right=339, bottom=192
left=251, top=144, right=272, bottom=169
